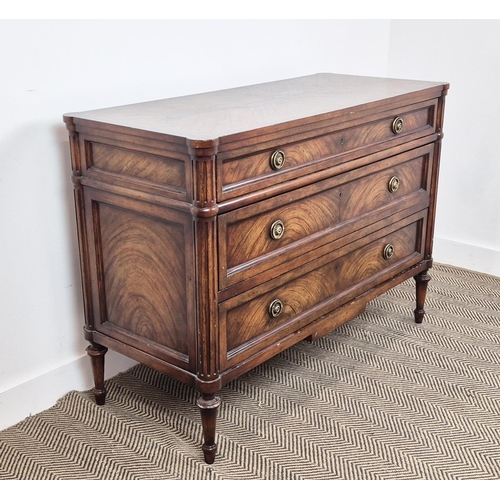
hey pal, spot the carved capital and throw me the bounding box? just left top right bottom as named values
left=186, top=138, right=219, bottom=157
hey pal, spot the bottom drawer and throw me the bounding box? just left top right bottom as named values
left=220, top=210, right=427, bottom=369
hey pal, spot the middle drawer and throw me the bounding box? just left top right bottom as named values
left=218, top=143, right=433, bottom=290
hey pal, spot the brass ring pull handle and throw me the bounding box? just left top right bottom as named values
left=270, top=150, right=286, bottom=170
left=388, top=176, right=400, bottom=193
left=383, top=244, right=395, bottom=260
left=270, top=219, right=285, bottom=240
left=392, top=116, right=404, bottom=135
left=268, top=299, right=283, bottom=318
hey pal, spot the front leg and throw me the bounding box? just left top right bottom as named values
left=86, top=342, right=108, bottom=405
left=197, top=393, right=221, bottom=464
left=414, top=270, right=431, bottom=324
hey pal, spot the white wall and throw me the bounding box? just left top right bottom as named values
left=0, top=20, right=391, bottom=429
left=388, top=20, right=500, bottom=276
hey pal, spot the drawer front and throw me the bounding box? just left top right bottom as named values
left=218, top=99, right=437, bottom=200
left=219, top=211, right=427, bottom=369
left=219, top=144, right=433, bottom=289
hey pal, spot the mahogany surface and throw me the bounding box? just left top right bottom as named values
left=64, top=73, right=448, bottom=463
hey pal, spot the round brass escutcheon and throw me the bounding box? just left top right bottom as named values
left=270, top=149, right=286, bottom=170
left=270, top=219, right=285, bottom=240
left=383, top=244, right=395, bottom=260
left=392, top=116, right=404, bottom=135
left=268, top=299, right=283, bottom=318
left=388, top=175, right=400, bottom=193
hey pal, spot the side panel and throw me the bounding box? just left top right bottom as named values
left=99, top=203, right=188, bottom=353
left=84, top=187, right=196, bottom=372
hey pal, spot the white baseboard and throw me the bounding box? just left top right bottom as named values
left=0, top=351, right=137, bottom=432
left=433, top=236, right=500, bottom=277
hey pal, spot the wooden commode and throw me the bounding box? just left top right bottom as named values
left=64, top=73, right=448, bottom=463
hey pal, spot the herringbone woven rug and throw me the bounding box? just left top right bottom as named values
left=1, top=262, right=500, bottom=480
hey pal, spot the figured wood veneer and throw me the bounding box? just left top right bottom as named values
left=217, top=99, right=436, bottom=199
left=90, top=142, right=187, bottom=192
left=220, top=145, right=431, bottom=279
left=98, top=204, right=188, bottom=354
left=221, top=213, right=425, bottom=357
left=64, top=73, right=448, bottom=464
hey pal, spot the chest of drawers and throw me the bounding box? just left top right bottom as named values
left=64, top=73, right=448, bottom=463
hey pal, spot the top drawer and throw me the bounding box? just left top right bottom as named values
left=217, top=99, right=437, bottom=200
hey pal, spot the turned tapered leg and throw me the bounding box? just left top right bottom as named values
left=86, top=343, right=108, bottom=405
left=414, top=271, right=431, bottom=324
left=197, top=393, right=221, bottom=464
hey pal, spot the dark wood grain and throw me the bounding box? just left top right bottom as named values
left=220, top=144, right=431, bottom=285
left=221, top=215, right=422, bottom=359
left=98, top=203, right=189, bottom=354
left=86, top=343, right=108, bottom=405
left=90, top=142, right=186, bottom=191
left=414, top=270, right=432, bottom=323
left=218, top=99, right=435, bottom=196
left=65, top=74, right=448, bottom=463
left=80, top=185, right=196, bottom=376
left=197, top=394, right=221, bottom=464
